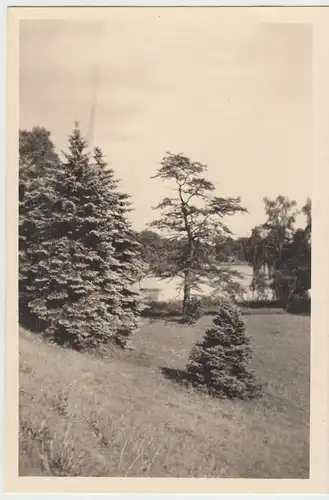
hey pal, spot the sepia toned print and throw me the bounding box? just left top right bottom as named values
left=5, top=5, right=329, bottom=495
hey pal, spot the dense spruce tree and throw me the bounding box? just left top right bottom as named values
left=92, top=146, right=146, bottom=346
left=187, top=298, right=262, bottom=399
left=19, top=125, right=144, bottom=349
left=19, top=127, right=61, bottom=190
left=19, top=127, right=61, bottom=326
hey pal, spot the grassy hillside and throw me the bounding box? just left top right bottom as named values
left=19, top=310, right=310, bottom=478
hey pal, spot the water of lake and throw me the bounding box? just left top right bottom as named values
left=139, top=264, right=255, bottom=301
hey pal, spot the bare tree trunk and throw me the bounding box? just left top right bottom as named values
left=177, top=183, right=195, bottom=315
left=183, top=268, right=192, bottom=313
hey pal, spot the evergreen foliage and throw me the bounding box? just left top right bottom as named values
left=19, top=127, right=61, bottom=328
left=187, top=298, right=262, bottom=399
left=19, top=125, right=144, bottom=349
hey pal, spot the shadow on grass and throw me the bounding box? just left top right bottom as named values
left=240, top=308, right=285, bottom=316
left=160, top=366, right=191, bottom=388
left=142, top=310, right=197, bottom=325
left=141, top=308, right=183, bottom=324
left=144, top=316, right=186, bottom=326
left=239, top=299, right=283, bottom=309
left=143, top=308, right=285, bottom=322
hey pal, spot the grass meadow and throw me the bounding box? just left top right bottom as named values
left=19, top=309, right=310, bottom=478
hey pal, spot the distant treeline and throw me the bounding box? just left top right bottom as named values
left=135, top=193, right=312, bottom=315
left=135, top=230, right=250, bottom=275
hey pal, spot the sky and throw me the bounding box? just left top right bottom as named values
left=19, top=9, right=312, bottom=237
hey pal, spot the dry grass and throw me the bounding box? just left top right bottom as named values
left=19, top=311, right=310, bottom=478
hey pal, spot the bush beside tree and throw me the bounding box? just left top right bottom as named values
left=182, top=297, right=204, bottom=325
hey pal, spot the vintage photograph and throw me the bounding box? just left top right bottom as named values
left=17, top=7, right=312, bottom=480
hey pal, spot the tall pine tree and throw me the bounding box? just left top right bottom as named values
left=150, top=152, right=247, bottom=314
left=19, top=127, right=61, bottom=326
left=92, top=146, right=146, bottom=346
left=20, top=125, right=144, bottom=349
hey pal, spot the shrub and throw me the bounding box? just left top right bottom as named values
left=286, top=293, right=311, bottom=315
left=197, top=295, right=225, bottom=315
left=186, top=298, right=262, bottom=399
left=141, top=300, right=181, bottom=319
left=182, top=297, right=204, bottom=325
left=140, top=287, right=160, bottom=302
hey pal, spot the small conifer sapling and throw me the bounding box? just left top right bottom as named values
left=187, top=298, right=262, bottom=399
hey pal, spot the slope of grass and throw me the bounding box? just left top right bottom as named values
left=19, top=311, right=310, bottom=478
